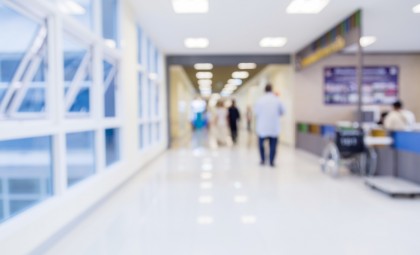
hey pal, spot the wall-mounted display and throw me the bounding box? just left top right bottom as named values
left=324, top=66, right=399, bottom=105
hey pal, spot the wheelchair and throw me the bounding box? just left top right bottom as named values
left=320, top=127, right=377, bottom=178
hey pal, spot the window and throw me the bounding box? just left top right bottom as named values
left=58, top=0, right=93, bottom=30
left=105, top=128, right=120, bottom=166
left=139, top=125, right=144, bottom=149
left=63, top=33, right=92, bottom=117
left=138, top=73, right=143, bottom=118
left=66, top=131, right=95, bottom=186
left=0, top=3, right=48, bottom=119
left=137, top=26, right=143, bottom=64
left=102, top=0, right=119, bottom=48
left=103, top=58, right=118, bottom=117
left=0, top=136, right=53, bottom=222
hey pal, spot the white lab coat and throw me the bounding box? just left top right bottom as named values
left=384, top=109, right=416, bottom=131
left=254, top=93, right=285, bottom=137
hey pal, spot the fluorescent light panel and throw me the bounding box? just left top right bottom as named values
left=238, top=63, right=257, bottom=70
left=172, top=0, right=209, bottom=14
left=228, top=79, right=242, bottom=86
left=232, top=71, right=249, bottom=79
left=360, top=36, right=377, bottom=47
left=196, top=72, right=213, bottom=79
left=286, top=0, right=329, bottom=14
left=185, top=38, right=209, bottom=48
left=198, top=79, right=212, bottom=86
left=260, top=37, right=287, bottom=48
left=194, top=63, right=213, bottom=70
left=413, top=4, right=420, bottom=13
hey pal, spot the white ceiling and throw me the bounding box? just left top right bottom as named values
left=130, top=0, right=420, bottom=55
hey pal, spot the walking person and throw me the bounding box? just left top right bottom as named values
left=214, top=101, right=229, bottom=145
left=228, top=100, right=241, bottom=144
left=254, top=84, right=285, bottom=167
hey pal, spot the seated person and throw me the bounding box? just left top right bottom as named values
left=384, top=100, right=416, bottom=130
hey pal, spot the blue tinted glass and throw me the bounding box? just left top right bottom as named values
left=102, top=0, right=118, bottom=46
left=105, top=129, right=120, bottom=166
left=155, top=123, right=160, bottom=142
left=155, top=85, right=159, bottom=116
left=148, top=123, right=152, bottom=145
left=66, top=131, right=95, bottom=186
left=0, top=4, right=48, bottom=117
left=0, top=136, right=53, bottom=222
left=138, top=73, right=143, bottom=118
left=148, top=79, right=152, bottom=117
left=137, top=26, right=142, bottom=64
left=139, top=125, right=144, bottom=149
left=63, top=34, right=92, bottom=115
left=103, top=60, right=117, bottom=117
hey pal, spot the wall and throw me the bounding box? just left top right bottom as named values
left=169, top=66, right=196, bottom=143
left=0, top=0, right=168, bottom=253
left=236, top=65, right=295, bottom=146
left=295, top=54, right=420, bottom=124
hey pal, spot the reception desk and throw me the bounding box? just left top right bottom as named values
left=296, top=123, right=420, bottom=184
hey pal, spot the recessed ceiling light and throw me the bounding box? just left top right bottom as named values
left=413, top=4, right=420, bottom=13
left=234, top=196, right=248, bottom=204
left=196, top=72, right=213, bottom=79
left=238, top=63, right=257, bottom=70
left=286, top=0, right=329, bottom=14
left=198, top=195, right=213, bottom=204
left=194, top=63, right=213, bottom=70
left=185, top=38, right=209, bottom=48
left=232, top=71, right=249, bottom=79
left=241, top=215, right=257, bottom=224
left=198, top=79, right=212, bottom=86
left=200, top=182, right=213, bottom=189
left=228, top=79, right=242, bottom=86
left=360, top=36, right=377, bottom=47
left=197, top=216, right=214, bottom=225
left=260, top=37, right=287, bottom=48
left=58, top=0, right=86, bottom=15
left=105, top=39, right=117, bottom=48
left=172, top=0, right=209, bottom=14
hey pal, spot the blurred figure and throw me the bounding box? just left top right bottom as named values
left=214, top=101, right=229, bottom=145
left=246, top=106, right=253, bottom=133
left=254, top=84, right=285, bottom=167
left=384, top=100, right=416, bottom=130
left=228, top=100, right=241, bottom=144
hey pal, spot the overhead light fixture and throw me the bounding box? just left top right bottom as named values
left=286, top=0, right=329, bottom=14
left=360, top=36, right=377, bottom=47
left=194, top=63, right=213, bottom=70
left=197, top=216, right=214, bottom=225
left=232, top=71, right=249, bottom=79
left=228, top=79, right=242, bottom=86
left=241, top=215, right=257, bottom=224
left=185, top=38, right=209, bottom=48
left=58, top=0, right=86, bottom=15
left=105, top=39, right=117, bottom=48
left=413, top=4, right=420, bottom=13
left=198, top=79, right=212, bottom=86
left=198, top=195, right=213, bottom=204
left=260, top=37, right=287, bottom=48
left=196, top=72, right=213, bottom=79
left=172, top=0, right=209, bottom=14
left=238, top=63, right=257, bottom=70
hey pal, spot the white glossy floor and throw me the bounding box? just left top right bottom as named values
left=42, top=133, right=420, bottom=255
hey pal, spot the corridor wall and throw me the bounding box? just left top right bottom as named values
left=0, top=0, right=168, bottom=253
left=295, top=54, right=420, bottom=124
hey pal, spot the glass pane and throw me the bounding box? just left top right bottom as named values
left=0, top=3, right=48, bottom=118
left=103, top=60, right=117, bottom=117
left=155, top=123, right=160, bottom=142
left=57, top=0, right=93, bottom=29
left=148, top=123, right=152, bottom=145
left=63, top=33, right=92, bottom=116
left=102, top=0, right=118, bottom=47
left=0, top=136, right=53, bottom=222
left=139, top=125, right=144, bottom=149
left=148, top=79, right=152, bottom=118
left=137, top=26, right=142, bottom=64
left=105, top=128, right=120, bottom=166
left=155, top=84, right=159, bottom=117
left=138, top=73, right=143, bottom=118
left=66, top=131, right=95, bottom=186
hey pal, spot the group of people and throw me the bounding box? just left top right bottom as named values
left=211, top=84, right=286, bottom=168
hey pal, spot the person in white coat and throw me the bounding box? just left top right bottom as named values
left=254, top=84, right=285, bottom=167
left=384, top=100, right=416, bottom=131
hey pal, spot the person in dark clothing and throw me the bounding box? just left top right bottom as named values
left=228, top=100, right=241, bottom=144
